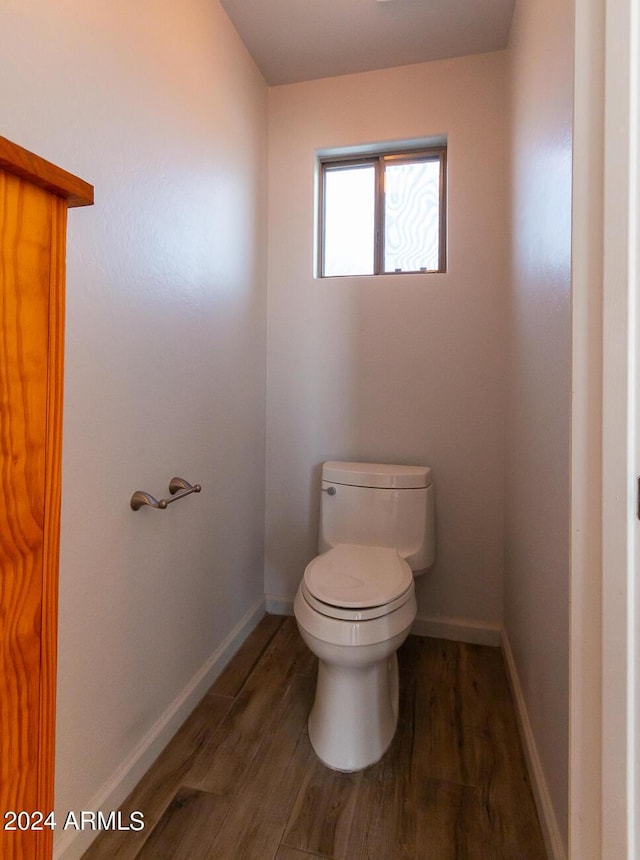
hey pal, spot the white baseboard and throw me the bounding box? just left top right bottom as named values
left=54, top=596, right=266, bottom=860
left=266, top=595, right=501, bottom=647
left=265, top=595, right=294, bottom=615
left=501, top=629, right=567, bottom=860
left=412, top=613, right=502, bottom=646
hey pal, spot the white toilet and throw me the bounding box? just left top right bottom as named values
left=294, top=460, right=435, bottom=772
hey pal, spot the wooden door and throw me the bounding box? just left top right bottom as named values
left=0, top=138, right=92, bottom=860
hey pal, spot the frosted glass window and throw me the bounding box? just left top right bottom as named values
left=319, top=145, right=446, bottom=277
left=323, top=165, right=375, bottom=276
left=384, top=160, right=441, bottom=273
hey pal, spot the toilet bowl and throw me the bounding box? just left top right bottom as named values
left=293, top=461, right=435, bottom=772
left=294, top=544, right=417, bottom=770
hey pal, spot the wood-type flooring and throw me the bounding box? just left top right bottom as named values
left=82, top=614, right=547, bottom=860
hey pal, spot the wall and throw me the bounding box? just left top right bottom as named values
left=266, top=53, right=508, bottom=641
left=0, top=1, right=267, bottom=855
left=505, top=0, right=573, bottom=853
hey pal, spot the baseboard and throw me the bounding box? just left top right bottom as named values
left=266, top=596, right=501, bottom=647
left=412, top=613, right=502, bottom=646
left=266, top=595, right=294, bottom=615
left=54, top=596, right=266, bottom=860
left=500, top=629, right=567, bottom=860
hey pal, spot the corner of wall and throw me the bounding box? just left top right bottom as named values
left=500, top=627, right=567, bottom=860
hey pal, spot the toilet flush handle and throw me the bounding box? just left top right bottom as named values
left=322, top=486, right=337, bottom=496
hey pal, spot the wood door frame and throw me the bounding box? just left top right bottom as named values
left=35, top=193, right=67, bottom=860
left=0, top=137, right=92, bottom=860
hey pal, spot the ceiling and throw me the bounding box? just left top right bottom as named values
left=219, top=0, right=516, bottom=86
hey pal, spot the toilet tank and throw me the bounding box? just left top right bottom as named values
left=319, top=461, right=435, bottom=572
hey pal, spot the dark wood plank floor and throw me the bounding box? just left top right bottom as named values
left=82, top=615, right=547, bottom=860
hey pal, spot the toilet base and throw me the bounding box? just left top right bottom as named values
left=307, top=648, right=401, bottom=772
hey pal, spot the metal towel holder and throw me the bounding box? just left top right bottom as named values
left=130, top=477, right=201, bottom=511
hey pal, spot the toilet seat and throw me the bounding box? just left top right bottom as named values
left=302, top=544, right=414, bottom=621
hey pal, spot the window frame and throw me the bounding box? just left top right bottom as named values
left=318, top=145, right=447, bottom=278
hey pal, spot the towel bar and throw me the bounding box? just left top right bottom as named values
left=130, top=477, right=201, bottom=511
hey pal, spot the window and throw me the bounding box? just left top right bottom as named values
left=318, top=146, right=447, bottom=277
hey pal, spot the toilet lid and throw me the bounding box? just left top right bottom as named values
left=303, top=544, right=413, bottom=609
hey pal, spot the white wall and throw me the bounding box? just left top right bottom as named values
left=0, top=0, right=267, bottom=853
left=266, top=54, right=508, bottom=640
left=505, top=0, right=573, bottom=852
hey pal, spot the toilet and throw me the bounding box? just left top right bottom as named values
left=294, top=460, right=435, bottom=772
